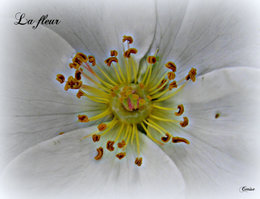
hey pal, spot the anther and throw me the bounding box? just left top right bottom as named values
left=161, top=132, right=171, bottom=143
left=58, top=132, right=64, bottom=135
left=69, top=62, right=80, bottom=69
left=157, top=79, right=167, bottom=91
left=167, top=72, right=175, bottom=80
left=185, top=68, right=197, bottom=82
left=88, top=55, right=96, bottom=66
left=110, top=50, right=118, bottom=57
left=165, top=62, right=176, bottom=72
left=92, top=134, right=101, bottom=142
left=139, top=83, right=145, bottom=89
left=147, top=56, right=156, bottom=64
left=106, top=141, right=115, bottom=151
left=94, top=147, right=103, bottom=160
left=116, top=152, right=126, bottom=160
left=78, top=115, right=89, bottom=123
left=98, top=123, right=107, bottom=131
left=104, top=57, right=118, bottom=67
left=172, top=137, right=190, bottom=144
left=117, top=140, right=126, bottom=148
left=135, top=157, right=143, bottom=166
left=147, top=95, right=152, bottom=101
left=175, top=104, right=184, bottom=116
left=73, top=57, right=83, bottom=66
left=76, top=90, right=84, bottom=98
left=180, top=117, right=189, bottom=127
left=169, top=81, right=177, bottom=90
left=75, top=70, right=82, bottom=80
left=76, top=52, right=88, bottom=62
left=124, top=48, right=138, bottom=58
left=64, top=76, right=82, bottom=91
left=122, top=35, right=133, bottom=44
left=56, top=74, right=65, bottom=84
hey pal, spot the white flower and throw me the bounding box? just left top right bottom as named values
left=1, top=0, right=260, bottom=199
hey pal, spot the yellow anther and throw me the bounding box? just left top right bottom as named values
left=117, top=140, right=126, bottom=148
left=110, top=50, right=118, bottom=57
left=172, top=137, right=190, bottom=144
left=78, top=115, right=89, bottom=123
left=76, top=52, right=88, bottom=62
left=73, top=57, right=83, bottom=66
left=92, top=134, right=101, bottom=142
left=135, top=157, right=143, bottom=166
left=98, top=123, right=107, bottom=131
left=69, top=62, right=80, bottom=70
left=124, top=48, right=138, bottom=58
left=122, top=35, right=133, bottom=44
left=161, top=132, right=171, bottom=143
left=165, top=61, right=177, bottom=72
left=76, top=90, right=84, bottom=98
left=139, top=99, right=146, bottom=106
left=175, top=104, right=184, bottom=116
left=185, top=68, right=197, bottom=82
left=95, top=147, right=103, bottom=160
left=88, top=55, right=96, bottom=66
left=104, top=57, right=118, bottom=67
left=58, top=132, right=64, bottom=135
left=169, top=81, right=177, bottom=90
left=56, top=74, right=65, bottom=84
left=180, top=117, right=189, bottom=127
left=116, top=152, right=126, bottom=160
left=106, top=141, right=115, bottom=151
left=132, top=94, right=139, bottom=100
left=64, top=76, right=82, bottom=91
left=147, top=56, right=156, bottom=64
left=75, top=69, right=82, bottom=80
left=167, top=72, right=175, bottom=80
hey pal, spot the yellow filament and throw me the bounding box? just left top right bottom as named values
left=123, top=125, right=130, bottom=140
left=81, top=85, right=110, bottom=98
left=152, top=104, right=178, bottom=111
left=100, top=119, right=118, bottom=136
left=149, top=72, right=167, bottom=92
left=149, top=79, right=169, bottom=95
left=96, top=65, right=117, bottom=86
left=80, top=130, right=99, bottom=141
left=83, top=93, right=109, bottom=104
left=143, top=120, right=164, bottom=136
left=155, top=82, right=187, bottom=102
left=141, top=64, right=151, bottom=84
left=117, top=63, right=126, bottom=82
left=112, top=63, right=122, bottom=83
left=141, top=122, right=163, bottom=145
left=147, top=119, right=169, bottom=134
left=114, top=123, right=125, bottom=142
left=81, top=71, right=110, bottom=92
left=151, top=87, right=169, bottom=99
left=88, top=108, right=111, bottom=121
left=150, top=114, right=179, bottom=124
left=130, top=57, right=137, bottom=83
left=131, top=124, right=136, bottom=144
left=135, top=125, right=140, bottom=156
left=124, top=58, right=131, bottom=83
left=125, top=125, right=132, bottom=148
left=144, top=64, right=153, bottom=86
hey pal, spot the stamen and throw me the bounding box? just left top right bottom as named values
left=69, top=63, right=80, bottom=70
left=76, top=52, right=88, bottom=62
left=104, top=57, right=118, bottom=67
left=110, top=50, right=118, bottom=57
left=185, top=68, right=197, bottom=82
left=117, top=140, right=126, bottom=148
left=88, top=55, right=96, bottom=66
left=76, top=90, right=84, bottom=98
left=167, top=72, right=175, bottom=80
left=58, top=132, right=64, bottom=135
left=180, top=117, right=189, bottom=127
left=175, top=104, right=184, bottom=116
left=122, top=35, right=133, bottom=44
left=165, top=61, right=176, bottom=72
left=114, top=123, right=125, bottom=143
left=88, top=108, right=111, bottom=122
left=116, top=63, right=126, bottom=82
left=149, top=79, right=169, bottom=95
left=56, top=74, right=65, bottom=84
left=124, top=48, right=138, bottom=58
left=143, top=120, right=164, bottom=136
left=141, top=122, right=164, bottom=146
left=169, top=81, right=177, bottom=90
left=172, top=137, right=190, bottom=144
left=116, top=152, right=126, bottom=160
left=92, top=134, right=101, bottom=142
left=78, top=115, right=89, bottom=123
left=73, top=57, right=83, bottom=66
left=135, top=157, right=142, bottom=166
left=95, top=147, right=103, bottom=160
left=75, top=70, right=82, bottom=80
left=161, top=132, right=171, bottom=143
left=98, top=123, right=107, bottom=131
left=152, top=104, right=178, bottom=111
left=148, top=73, right=167, bottom=92
left=64, top=76, right=82, bottom=91
left=147, top=56, right=156, bottom=64
left=106, top=141, right=115, bottom=151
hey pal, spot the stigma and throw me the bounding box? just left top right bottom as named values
left=56, top=35, right=196, bottom=167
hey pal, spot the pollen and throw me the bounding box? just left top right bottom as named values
left=180, top=117, right=189, bottom=127
left=175, top=104, right=184, bottom=116
left=135, top=157, right=143, bottom=167
left=56, top=74, right=65, bottom=84
left=98, top=123, right=107, bottom=131
left=78, top=115, right=89, bottom=123
left=95, top=147, right=104, bottom=160
left=116, top=152, right=126, bottom=160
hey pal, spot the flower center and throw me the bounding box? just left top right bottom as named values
left=56, top=35, right=197, bottom=167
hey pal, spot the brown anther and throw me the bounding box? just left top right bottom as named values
left=56, top=74, right=65, bottom=84
left=110, top=50, right=118, bottom=57
left=64, top=76, right=82, bottom=91
left=98, top=123, right=107, bottom=131
left=106, top=141, right=115, bottom=152
left=116, top=152, right=126, bottom=160
left=92, top=134, right=101, bottom=142
left=161, top=133, right=171, bottom=143
left=122, top=35, right=133, bottom=44
left=69, top=62, right=80, bottom=70
left=104, top=57, right=118, bottom=67
left=78, top=114, right=89, bottom=123
left=180, top=117, right=189, bottom=127
left=167, top=72, right=175, bottom=80
left=169, top=81, right=178, bottom=90
left=117, top=140, right=126, bottom=148
left=88, top=55, right=96, bottom=66
left=73, top=57, right=83, bottom=66
left=215, top=113, right=220, bottom=119
left=147, top=56, right=156, bottom=64
left=58, top=132, right=64, bottom=135
left=135, top=157, right=143, bottom=166
left=94, top=147, right=104, bottom=160
left=172, top=137, right=190, bottom=144
left=165, top=61, right=176, bottom=72
left=124, top=48, right=138, bottom=58
left=175, top=104, right=184, bottom=116
left=157, top=79, right=167, bottom=91
left=185, top=68, right=197, bottom=82
left=75, top=70, right=82, bottom=80
left=76, top=90, right=84, bottom=98
left=139, top=83, right=145, bottom=89
left=76, top=52, right=88, bottom=62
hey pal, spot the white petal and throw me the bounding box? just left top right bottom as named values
left=151, top=0, right=260, bottom=76
left=1, top=126, right=185, bottom=199
left=0, top=22, right=106, bottom=170
left=157, top=67, right=260, bottom=198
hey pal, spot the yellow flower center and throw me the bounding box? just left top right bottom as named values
left=56, top=35, right=197, bottom=167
